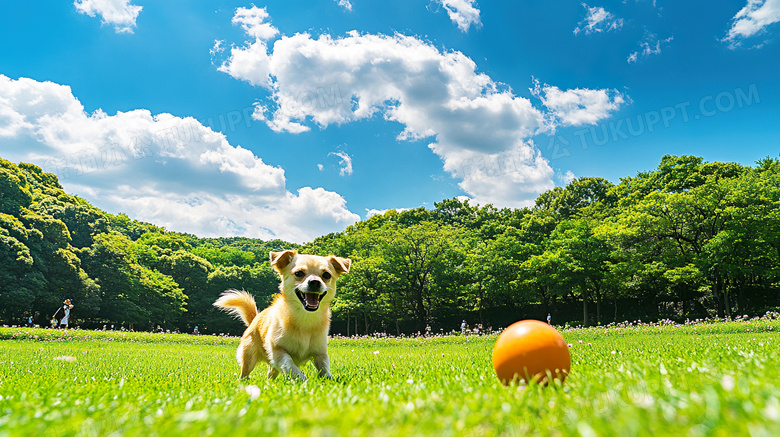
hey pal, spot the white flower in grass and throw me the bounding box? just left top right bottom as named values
left=53, top=356, right=77, bottom=362
left=245, top=385, right=261, bottom=400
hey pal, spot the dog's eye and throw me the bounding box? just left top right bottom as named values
left=294, top=270, right=305, bottom=278
left=322, top=271, right=332, bottom=280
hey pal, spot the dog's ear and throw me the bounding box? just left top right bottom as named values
left=329, top=256, right=351, bottom=275
left=270, top=250, right=297, bottom=272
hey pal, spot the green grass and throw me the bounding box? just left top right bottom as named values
left=1, top=319, right=779, bottom=436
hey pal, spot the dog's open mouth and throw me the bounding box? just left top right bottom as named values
left=295, top=289, right=327, bottom=312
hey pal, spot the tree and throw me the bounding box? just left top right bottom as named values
left=0, top=214, right=41, bottom=322
left=0, top=159, right=33, bottom=215
left=108, top=213, right=162, bottom=240
left=549, top=218, right=614, bottom=326
left=137, top=232, right=193, bottom=252
left=336, top=255, right=397, bottom=335
left=701, top=164, right=780, bottom=314
left=520, top=248, right=570, bottom=318
left=191, top=245, right=255, bottom=267
left=83, top=232, right=186, bottom=328
left=157, top=250, right=214, bottom=324
left=204, top=264, right=278, bottom=334
left=33, top=197, right=109, bottom=249
left=662, top=264, right=705, bottom=317
left=534, top=177, right=615, bottom=220
left=474, top=227, right=538, bottom=322
left=376, top=222, right=464, bottom=332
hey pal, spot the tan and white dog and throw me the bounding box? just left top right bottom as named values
left=214, top=250, right=350, bottom=381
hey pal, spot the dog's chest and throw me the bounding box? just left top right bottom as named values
left=276, top=328, right=324, bottom=362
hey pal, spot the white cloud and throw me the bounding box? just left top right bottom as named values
left=210, top=40, right=225, bottom=63
left=531, top=78, right=626, bottom=127
left=0, top=75, right=359, bottom=243
left=574, top=4, right=623, bottom=35
left=365, top=208, right=385, bottom=218
left=438, top=0, right=482, bottom=32
left=231, top=6, right=279, bottom=41
left=455, top=145, right=556, bottom=208
left=0, top=102, right=32, bottom=137
left=329, top=151, right=353, bottom=176
left=557, top=170, right=576, bottom=185
left=335, top=0, right=353, bottom=11
left=627, top=34, right=673, bottom=63
left=365, top=207, right=412, bottom=219
left=723, top=0, right=780, bottom=47
left=73, top=0, right=142, bottom=34
left=216, top=8, right=624, bottom=209
left=217, top=6, right=278, bottom=88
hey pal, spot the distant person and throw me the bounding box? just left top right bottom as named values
left=27, top=316, right=33, bottom=327
left=193, top=326, right=199, bottom=335
left=460, top=320, right=467, bottom=336
left=50, top=317, right=57, bottom=329
left=547, top=313, right=552, bottom=325
left=425, top=325, right=431, bottom=337
left=59, top=299, right=74, bottom=329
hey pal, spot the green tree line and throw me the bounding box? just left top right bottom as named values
left=1, top=155, right=779, bottom=334
left=303, top=155, right=780, bottom=334
left=0, top=157, right=292, bottom=333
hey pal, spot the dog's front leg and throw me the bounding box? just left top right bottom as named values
left=271, top=349, right=307, bottom=382
left=313, top=354, right=333, bottom=379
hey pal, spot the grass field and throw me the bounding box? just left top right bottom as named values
left=1, top=318, right=779, bottom=437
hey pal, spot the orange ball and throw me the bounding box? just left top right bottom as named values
left=492, top=320, right=571, bottom=385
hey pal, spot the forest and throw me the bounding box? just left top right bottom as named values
left=1, top=154, right=779, bottom=335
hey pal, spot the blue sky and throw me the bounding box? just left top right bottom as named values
left=1, top=0, right=778, bottom=243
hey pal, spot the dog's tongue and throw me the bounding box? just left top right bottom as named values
left=305, top=293, right=320, bottom=308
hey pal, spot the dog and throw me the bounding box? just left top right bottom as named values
left=214, top=250, right=350, bottom=381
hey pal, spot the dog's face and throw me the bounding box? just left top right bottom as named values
left=270, top=250, right=351, bottom=312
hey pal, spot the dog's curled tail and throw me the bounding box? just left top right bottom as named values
left=213, top=289, right=258, bottom=327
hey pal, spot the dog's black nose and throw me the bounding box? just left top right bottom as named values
left=307, top=279, right=321, bottom=291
